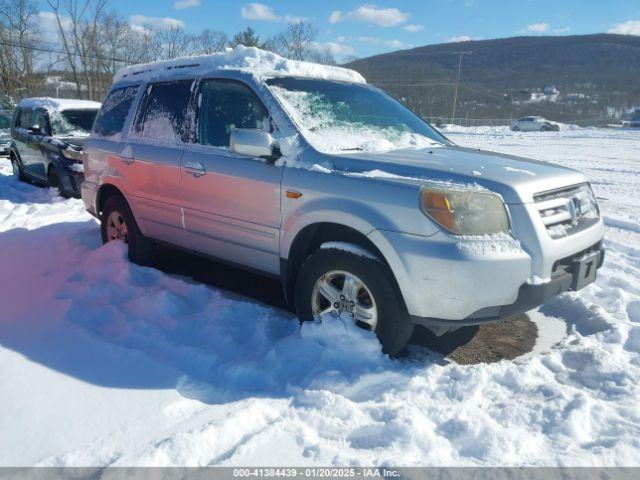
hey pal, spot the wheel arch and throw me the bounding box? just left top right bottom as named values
left=281, top=222, right=399, bottom=308
left=96, top=183, right=126, bottom=216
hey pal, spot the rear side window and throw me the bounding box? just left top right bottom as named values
left=133, top=80, right=193, bottom=142
left=197, top=79, right=268, bottom=147
left=18, top=108, right=33, bottom=129
left=93, top=85, right=139, bottom=137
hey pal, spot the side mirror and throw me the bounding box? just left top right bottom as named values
left=230, top=128, right=279, bottom=160
left=27, top=124, right=42, bottom=136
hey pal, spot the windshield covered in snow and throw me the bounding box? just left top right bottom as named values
left=49, top=109, right=99, bottom=137
left=266, top=77, right=449, bottom=154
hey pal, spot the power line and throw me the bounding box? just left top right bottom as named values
left=0, top=38, right=128, bottom=64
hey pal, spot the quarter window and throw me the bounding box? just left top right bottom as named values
left=133, top=80, right=193, bottom=142
left=93, top=85, right=139, bottom=137
left=197, top=79, right=268, bottom=147
left=18, top=108, right=33, bottom=129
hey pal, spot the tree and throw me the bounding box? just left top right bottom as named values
left=154, top=25, right=196, bottom=60
left=271, top=22, right=317, bottom=61
left=46, top=0, right=109, bottom=100
left=231, top=27, right=262, bottom=48
left=195, top=29, right=228, bottom=54
left=0, top=0, right=39, bottom=98
left=269, top=22, right=336, bottom=65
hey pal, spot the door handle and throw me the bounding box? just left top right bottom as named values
left=120, top=145, right=134, bottom=165
left=183, top=161, right=206, bottom=177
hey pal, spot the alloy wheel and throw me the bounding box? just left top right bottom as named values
left=105, top=211, right=129, bottom=242
left=311, top=270, right=378, bottom=330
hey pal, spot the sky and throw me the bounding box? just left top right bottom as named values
left=37, top=0, right=640, bottom=61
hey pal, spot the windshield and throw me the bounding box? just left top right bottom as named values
left=266, top=77, right=449, bottom=154
left=49, top=109, right=98, bottom=137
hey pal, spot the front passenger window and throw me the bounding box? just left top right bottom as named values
left=197, top=79, right=269, bottom=147
left=33, top=111, right=49, bottom=135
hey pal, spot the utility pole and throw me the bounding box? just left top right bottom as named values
left=451, top=51, right=472, bottom=123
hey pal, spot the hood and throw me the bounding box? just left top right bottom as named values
left=0, top=129, right=10, bottom=141
left=329, top=145, right=586, bottom=204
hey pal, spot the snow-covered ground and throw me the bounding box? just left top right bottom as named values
left=1, top=126, right=639, bottom=467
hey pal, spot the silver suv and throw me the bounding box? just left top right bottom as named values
left=82, top=49, right=605, bottom=356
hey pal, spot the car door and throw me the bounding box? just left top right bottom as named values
left=26, top=108, right=50, bottom=180
left=13, top=108, right=33, bottom=171
left=126, top=80, right=195, bottom=246
left=180, top=78, right=283, bottom=274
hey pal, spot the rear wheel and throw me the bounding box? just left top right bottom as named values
left=295, top=248, right=414, bottom=357
left=10, top=154, right=27, bottom=182
left=101, top=195, right=155, bottom=266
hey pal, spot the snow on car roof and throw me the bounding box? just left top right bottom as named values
left=113, top=45, right=366, bottom=85
left=17, top=97, right=101, bottom=112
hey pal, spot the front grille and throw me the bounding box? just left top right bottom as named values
left=534, top=183, right=600, bottom=239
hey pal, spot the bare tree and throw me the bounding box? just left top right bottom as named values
left=46, top=0, right=108, bottom=99
left=268, top=22, right=336, bottom=64
left=154, top=26, right=197, bottom=60
left=271, top=22, right=317, bottom=61
left=0, top=0, right=39, bottom=99
left=194, top=29, right=228, bottom=54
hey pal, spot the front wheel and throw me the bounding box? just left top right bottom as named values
left=47, top=165, right=72, bottom=198
left=295, top=248, right=414, bottom=356
left=101, top=195, right=155, bottom=266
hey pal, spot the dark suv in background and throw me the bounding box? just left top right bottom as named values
left=0, top=112, right=11, bottom=157
left=10, top=98, right=100, bottom=197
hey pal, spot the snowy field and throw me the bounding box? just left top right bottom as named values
left=0, top=126, right=639, bottom=466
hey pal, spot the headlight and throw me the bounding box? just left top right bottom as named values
left=420, top=186, right=510, bottom=235
left=60, top=147, right=83, bottom=161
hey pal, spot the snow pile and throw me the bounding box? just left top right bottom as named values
left=59, top=241, right=388, bottom=402
left=270, top=86, right=441, bottom=154
left=114, top=46, right=365, bottom=85
left=456, top=232, right=523, bottom=255
left=17, top=97, right=101, bottom=112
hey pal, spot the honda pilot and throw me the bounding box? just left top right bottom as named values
left=81, top=47, right=605, bottom=356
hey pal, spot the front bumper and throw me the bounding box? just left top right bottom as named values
left=413, top=242, right=604, bottom=329
left=368, top=218, right=605, bottom=326
left=81, top=179, right=99, bottom=217
left=59, top=168, right=84, bottom=198
left=0, top=144, right=10, bottom=156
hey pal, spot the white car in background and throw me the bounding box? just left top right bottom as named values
left=511, top=116, right=560, bottom=132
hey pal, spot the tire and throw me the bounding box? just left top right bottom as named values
left=47, top=165, right=71, bottom=199
left=101, top=195, right=155, bottom=266
left=512, top=126, right=520, bottom=131
left=10, top=154, right=27, bottom=182
left=295, top=248, right=414, bottom=357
